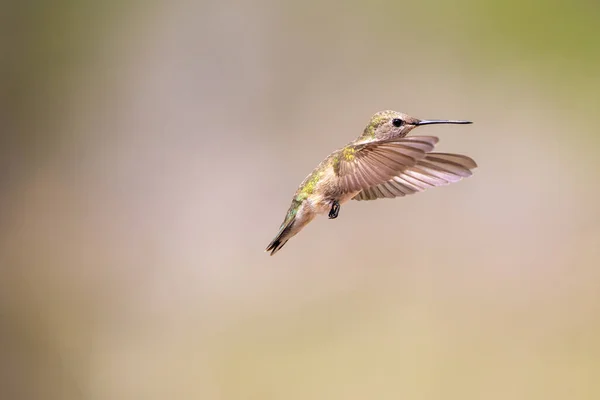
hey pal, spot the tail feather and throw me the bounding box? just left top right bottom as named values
left=265, top=217, right=295, bottom=256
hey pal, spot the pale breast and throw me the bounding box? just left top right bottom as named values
left=307, top=190, right=360, bottom=216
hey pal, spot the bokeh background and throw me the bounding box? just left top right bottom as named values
left=2, top=1, right=600, bottom=399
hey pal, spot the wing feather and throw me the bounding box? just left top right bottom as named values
left=335, top=136, right=439, bottom=193
left=352, top=148, right=477, bottom=201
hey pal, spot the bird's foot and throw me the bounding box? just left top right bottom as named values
left=328, top=200, right=340, bottom=219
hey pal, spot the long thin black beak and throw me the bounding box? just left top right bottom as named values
left=415, top=119, right=472, bottom=126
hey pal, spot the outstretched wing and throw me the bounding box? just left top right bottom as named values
left=335, top=136, right=439, bottom=193
left=352, top=152, right=477, bottom=201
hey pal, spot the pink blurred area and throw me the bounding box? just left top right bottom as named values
left=2, top=1, right=599, bottom=399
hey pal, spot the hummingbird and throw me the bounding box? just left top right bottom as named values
left=266, top=110, right=477, bottom=255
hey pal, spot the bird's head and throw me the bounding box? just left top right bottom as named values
left=361, top=110, right=472, bottom=140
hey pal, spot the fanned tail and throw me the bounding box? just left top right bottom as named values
left=265, top=216, right=296, bottom=256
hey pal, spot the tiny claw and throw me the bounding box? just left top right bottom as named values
left=328, top=200, right=340, bottom=219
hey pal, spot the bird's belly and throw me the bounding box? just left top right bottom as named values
left=308, top=191, right=360, bottom=215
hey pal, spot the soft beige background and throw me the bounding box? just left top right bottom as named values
left=2, top=1, right=599, bottom=399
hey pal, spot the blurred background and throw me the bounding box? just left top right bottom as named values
left=2, top=0, right=600, bottom=399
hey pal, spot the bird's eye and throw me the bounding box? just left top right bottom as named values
left=392, top=118, right=404, bottom=127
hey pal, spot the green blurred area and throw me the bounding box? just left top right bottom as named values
left=1, top=1, right=599, bottom=399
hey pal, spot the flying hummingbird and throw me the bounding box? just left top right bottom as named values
left=266, top=110, right=476, bottom=255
